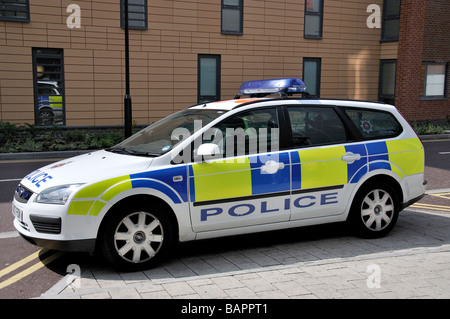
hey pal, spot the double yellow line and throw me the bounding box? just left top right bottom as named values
left=411, top=193, right=450, bottom=212
left=411, top=203, right=450, bottom=212
left=0, top=249, right=64, bottom=290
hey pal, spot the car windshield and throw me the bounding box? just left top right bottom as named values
left=107, top=109, right=228, bottom=157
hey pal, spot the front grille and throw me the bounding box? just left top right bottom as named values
left=30, top=215, right=61, bottom=234
left=15, top=184, right=33, bottom=203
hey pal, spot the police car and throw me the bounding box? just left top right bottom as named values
left=12, top=78, right=426, bottom=271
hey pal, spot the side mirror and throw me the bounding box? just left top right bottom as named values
left=197, top=143, right=221, bottom=157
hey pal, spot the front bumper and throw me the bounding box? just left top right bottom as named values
left=12, top=197, right=100, bottom=253
left=17, top=229, right=96, bottom=252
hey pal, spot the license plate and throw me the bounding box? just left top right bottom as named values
left=12, top=204, right=23, bottom=223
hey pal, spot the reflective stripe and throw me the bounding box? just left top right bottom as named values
left=101, top=181, right=132, bottom=201
left=90, top=200, right=107, bottom=216
left=74, top=176, right=130, bottom=199
left=69, top=176, right=132, bottom=216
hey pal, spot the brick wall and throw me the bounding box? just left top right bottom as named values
left=396, top=0, right=449, bottom=121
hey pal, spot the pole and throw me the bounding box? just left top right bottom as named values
left=124, top=0, right=132, bottom=138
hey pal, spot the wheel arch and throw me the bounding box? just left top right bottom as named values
left=345, top=172, right=404, bottom=220
left=96, top=194, right=180, bottom=246
left=359, top=174, right=404, bottom=206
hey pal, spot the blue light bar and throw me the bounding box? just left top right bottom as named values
left=238, top=78, right=307, bottom=96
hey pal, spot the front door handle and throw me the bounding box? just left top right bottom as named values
left=341, top=152, right=361, bottom=164
left=261, top=160, right=285, bottom=174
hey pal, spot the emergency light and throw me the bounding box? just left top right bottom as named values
left=237, top=78, right=307, bottom=97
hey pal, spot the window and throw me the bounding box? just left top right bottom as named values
left=287, top=106, right=348, bottom=147
left=221, top=0, right=243, bottom=35
left=121, top=0, right=148, bottom=30
left=303, top=58, right=321, bottom=97
left=381, top=0, right=401, bottom=41
left=198, top=55, right=221, bottom=104
left=0, top=0, right=29, bottom=22
left=423, top=63, right=447, bottom=98
left=304, top=0, right=323, bottom=39
left=344, top=108, right=402, bottom=139
left=208, top=108, right=279, bottom=158
left=379, top=59, right=397, bottom=105
left=32, top=48, right=65, bottom=126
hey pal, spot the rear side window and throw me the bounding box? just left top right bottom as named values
left=287, top=106, right=349, bottom=147
left=344, top=108, right=402, bottom=139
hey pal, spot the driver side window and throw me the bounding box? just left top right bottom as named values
left=287, top=106, right=348, bottom=147
left=211, top=107, right=280, bottom=158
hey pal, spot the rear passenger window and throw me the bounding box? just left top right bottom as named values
left=287, top=106, right=349, bottom=147
left=344, top=108, right=402, bottom=139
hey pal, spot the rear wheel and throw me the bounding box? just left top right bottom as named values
left=349, top=183, right=399, bottom=238
left=99, top=204, right=173, bottom=271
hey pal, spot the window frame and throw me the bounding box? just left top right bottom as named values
left=422, top=62, right=448, bottom=100
left=221, top=0, right=244, bottom=35
left=378, top=59, right=397, bottom=105
left=284, top=105, right=352, bottom=149
left=197, top=54, right=221, bottom=104
left=342, top=107, right=403, bottom=141
left=120, top=0, right=148, bottom=30
left=32, top=48, right=66, bottom=126
left=302, top=57, right=322, bottom=98
left=0, top=0, right=30, bottom=23
left=304, top=0, right=324, bottom=39
left=211, top=106, right=281, bottom=157
left=381, top=0, right=401, bottom=42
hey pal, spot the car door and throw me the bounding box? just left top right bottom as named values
left=188, top=107, right=291, bottom=232
left=286, top=105, right=365, bottom=220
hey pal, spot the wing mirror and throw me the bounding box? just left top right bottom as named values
left=197, top=143, right=221, bottom=157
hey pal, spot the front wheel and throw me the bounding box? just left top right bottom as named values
left=99, top=204, right=173, bottom=271
left=349, top=183, right=400, bottom=238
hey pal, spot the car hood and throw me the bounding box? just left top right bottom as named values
left=20, top=150, right=153, bottom=193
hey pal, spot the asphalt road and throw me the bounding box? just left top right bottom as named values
left=0, top=140, right=449, bottom=299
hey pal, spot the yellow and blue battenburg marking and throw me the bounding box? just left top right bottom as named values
left=189, top=153, right=291, bottom=204
left=189, top=138, right=423, bottom=205
left=67, top=138, right=423, bottom=215
left=68, top=167, right=188, bottom=216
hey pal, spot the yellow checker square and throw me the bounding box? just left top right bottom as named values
left=68, top=200, right=95, bottom=215
left=299, top=146, right=348, bottom=189
left=192, top=158, right=252, bottom=202
left=387, top=139, right=424, bottom=176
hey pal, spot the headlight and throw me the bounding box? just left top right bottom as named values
left=36, top=184, right=84, bottom=205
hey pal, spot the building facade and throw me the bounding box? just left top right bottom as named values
left=0, top=0, right=448, bottom=127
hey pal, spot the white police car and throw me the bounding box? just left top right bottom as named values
left=12, top=78, right=426, bottom=270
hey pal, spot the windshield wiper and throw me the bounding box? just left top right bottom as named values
left=106, top=147, right=158, bottom=157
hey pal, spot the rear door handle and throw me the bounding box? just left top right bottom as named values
left=341, top=152, right=361, bottom=164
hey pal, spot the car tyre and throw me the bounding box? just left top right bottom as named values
left=349, top=182, right=399, bottom=239
left=99, top=204, right=173, bottom=271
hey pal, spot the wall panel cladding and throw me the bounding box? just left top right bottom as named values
left=0, top=0, right=397, bottom=126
